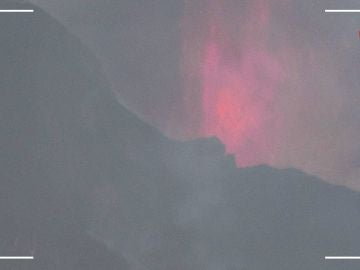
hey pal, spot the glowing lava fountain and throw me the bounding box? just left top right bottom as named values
left=182, top=0, right=285, bottom=166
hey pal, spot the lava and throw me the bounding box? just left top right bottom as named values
left=183, top=0, right=285, bottom=166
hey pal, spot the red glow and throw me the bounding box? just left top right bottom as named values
left=183, top=0, right=285, bottom=166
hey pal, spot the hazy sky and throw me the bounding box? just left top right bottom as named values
left=29, top=0, right=360, bottom=189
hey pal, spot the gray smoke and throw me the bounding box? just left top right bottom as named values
left=28, top=0, right=360, bottom=189
left=2, top=1, right=360, bottom=269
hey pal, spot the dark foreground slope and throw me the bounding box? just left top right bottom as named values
left=1, top=1, right=360, bottom=270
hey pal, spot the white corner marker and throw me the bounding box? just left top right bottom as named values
left=0, top=9, right=34, bottom=13
left=325, top=256, right=360, bottom=260
left=0, top=256, right=34, bottom=260
left=325, top=10, right=360, bottom=13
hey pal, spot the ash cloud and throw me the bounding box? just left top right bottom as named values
left=29, top=0, right=360, bottom=189
left=3, top=1, right=360, bottom=269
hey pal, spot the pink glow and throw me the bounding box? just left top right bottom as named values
left=183, top=0, right=285, bottom=166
